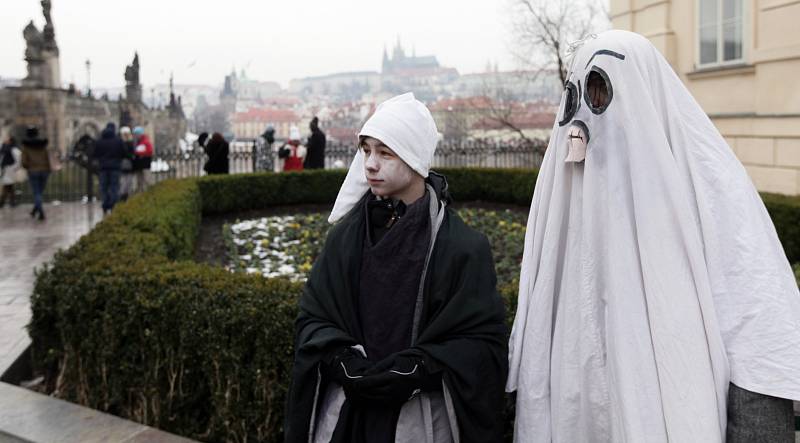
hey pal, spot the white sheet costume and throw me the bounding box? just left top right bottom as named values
left=506, top=30, right=800, bottom=442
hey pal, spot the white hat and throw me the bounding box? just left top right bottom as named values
left=289, top=126, right=301, bottom=141
left=328, top=93, right=439, bottom=223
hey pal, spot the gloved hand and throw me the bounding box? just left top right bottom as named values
left=350, top=349, right=441, bottom=406
left=323, top=346, right=374, bottom=399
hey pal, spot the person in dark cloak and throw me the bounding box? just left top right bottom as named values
left=285, top=93, right=508, bottom=443
left=304, top=116, right=326, bottom=170
left=203, top=132, right=229, bottom=175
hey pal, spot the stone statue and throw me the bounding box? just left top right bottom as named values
left=42, top=0, right=52, bottom=25
left=125, top=53, right=140, bottom=86
left=23, top=21, right=44, bottom=61
left=41, top=0, right=57, bottom=52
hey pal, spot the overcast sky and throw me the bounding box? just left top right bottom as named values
left=1, top=0, right=520, bottom=89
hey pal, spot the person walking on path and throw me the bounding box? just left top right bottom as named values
left=118, top=126, right=136, bottom=201
left=0, top=136, right=23, bottom=208
left=20, top=126, right=51, bottom=220
left=92, top=122, right=127, bottom=214
left=303, top=116, right=326, bottom=169
left=132, top=126, right=153, bottom=192
left=281, top=126, right=307, bottom=172
left=203, top=132, right=230, bottom=175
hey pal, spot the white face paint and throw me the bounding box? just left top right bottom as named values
left=361, top=136, right=418, bottom=200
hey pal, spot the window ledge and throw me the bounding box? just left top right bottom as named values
left=686, top=63, right=755, bottom=79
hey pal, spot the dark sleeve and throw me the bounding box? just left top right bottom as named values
left=726, top=383, right=795, bottom=443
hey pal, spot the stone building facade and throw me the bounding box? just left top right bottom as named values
left=611, top=0, right=800, bottom=195
left=0, top=1, right=186, bottom=155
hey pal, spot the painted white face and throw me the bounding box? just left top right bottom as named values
left=361, top=136, right=417, bottom=199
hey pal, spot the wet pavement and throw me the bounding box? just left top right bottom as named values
left=0, top=201, right=103, bottom=376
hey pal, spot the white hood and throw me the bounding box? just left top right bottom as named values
left=507, top=30, right=800, bottom=442
left=328, top=92, right=439, bottom=223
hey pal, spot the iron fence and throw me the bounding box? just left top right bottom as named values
left=7, top=139, right=546, bottom=204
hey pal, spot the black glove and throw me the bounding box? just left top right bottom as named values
left=322, top=346, right=374, bottom=399
left=349, top=349, right=441, bottom=406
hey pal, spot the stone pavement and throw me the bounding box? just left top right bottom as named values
left=0, top=382, right=196, bottom=443
left=0, top=201, right=103, bottom=376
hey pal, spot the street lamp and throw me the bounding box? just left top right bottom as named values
left=85, top=59, right=91, bottom=97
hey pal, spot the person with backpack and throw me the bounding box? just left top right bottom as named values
left=0, top=135, right=22, bottom=208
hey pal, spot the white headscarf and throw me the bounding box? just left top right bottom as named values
left=507, top=30, right=800, bottom=442
left=328, top=92, right=439, bottom=223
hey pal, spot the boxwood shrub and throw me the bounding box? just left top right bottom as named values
left=28, top=168, right=800, bottom=442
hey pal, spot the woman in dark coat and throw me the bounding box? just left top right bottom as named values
left=203, top=132, right=229, bottom=175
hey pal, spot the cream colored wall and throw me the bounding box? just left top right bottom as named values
left=611, top=0, right=800, bottom=195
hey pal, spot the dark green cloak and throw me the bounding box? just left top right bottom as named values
left=285, top=191, right=508, bottom=442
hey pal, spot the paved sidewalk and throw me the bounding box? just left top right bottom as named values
left=0, top=201, right=103, bottom=376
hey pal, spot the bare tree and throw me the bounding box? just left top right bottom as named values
left=509, top=0, right=610, bottom=87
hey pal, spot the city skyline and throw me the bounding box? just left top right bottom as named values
left=1, top=0, right=517, bottom=89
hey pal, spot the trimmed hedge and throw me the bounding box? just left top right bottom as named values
left=29, top=168, right=800, bottom=442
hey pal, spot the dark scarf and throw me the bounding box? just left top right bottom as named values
left=332, top=192, right=431, bottom=443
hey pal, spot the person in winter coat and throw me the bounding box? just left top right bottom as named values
left=118, top=126, right=136, bottom=201
left=281, top=126, right=307, bottom=172
left=132, top=126, right=153, bottom=192
left=20, top=126, right=51, bottom=220
left=92, top=122, right=128, bottom=213
left=0, top=136, right=22, bottom=208
left=303, top=116, right=326, bottom=169
left=285, top=93, right=507, bottom=443
left=203, top=132, right=230, bottom=175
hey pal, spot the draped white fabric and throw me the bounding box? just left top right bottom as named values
left=507, top=30, right=800, bottom=443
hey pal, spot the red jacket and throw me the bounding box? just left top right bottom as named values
left=134, top=134, right=153, bottom=158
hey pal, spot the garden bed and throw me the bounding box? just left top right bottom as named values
left=196, top=203, right=529, bottom=287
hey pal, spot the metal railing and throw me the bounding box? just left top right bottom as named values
left=7, top=139, right=546, bottom=204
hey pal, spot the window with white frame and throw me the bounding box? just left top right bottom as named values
left=698, top=0, right=744, bottom=66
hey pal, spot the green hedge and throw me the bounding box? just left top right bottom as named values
left=29, top=168, right=800, bottom=442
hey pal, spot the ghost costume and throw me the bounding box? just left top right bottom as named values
left=506, top=30, right=800, bottom=442
left=285, top=93, right=508, bottom=443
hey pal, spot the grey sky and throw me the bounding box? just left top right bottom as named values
left=1, top=0, right=517, bottom=89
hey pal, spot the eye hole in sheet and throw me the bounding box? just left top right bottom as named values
left=585, top=66, right=613, bottom=114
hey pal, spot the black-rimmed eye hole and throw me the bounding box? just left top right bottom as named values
left=558, top=81, right=578, bottom=126
left=584, top=66, right=613, bottom=114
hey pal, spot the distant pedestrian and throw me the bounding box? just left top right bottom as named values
left=280, top=126, right=307, bottom=172
left=303, top=116, right=326, bottom=169
left=203, top=132, right=230, bottom=175
left=118, top=126, right=135, bottom=201
left=20, top=126, right=51, bottom=220
left=92, top=122, right=127, bottom=213
left=197, top=132, right=209, bottom=151
left=132, top=126, right=153, bottom=192
left=0, top=136, right=23, bottom=208
left=259, top=126, right=275, bottom=172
